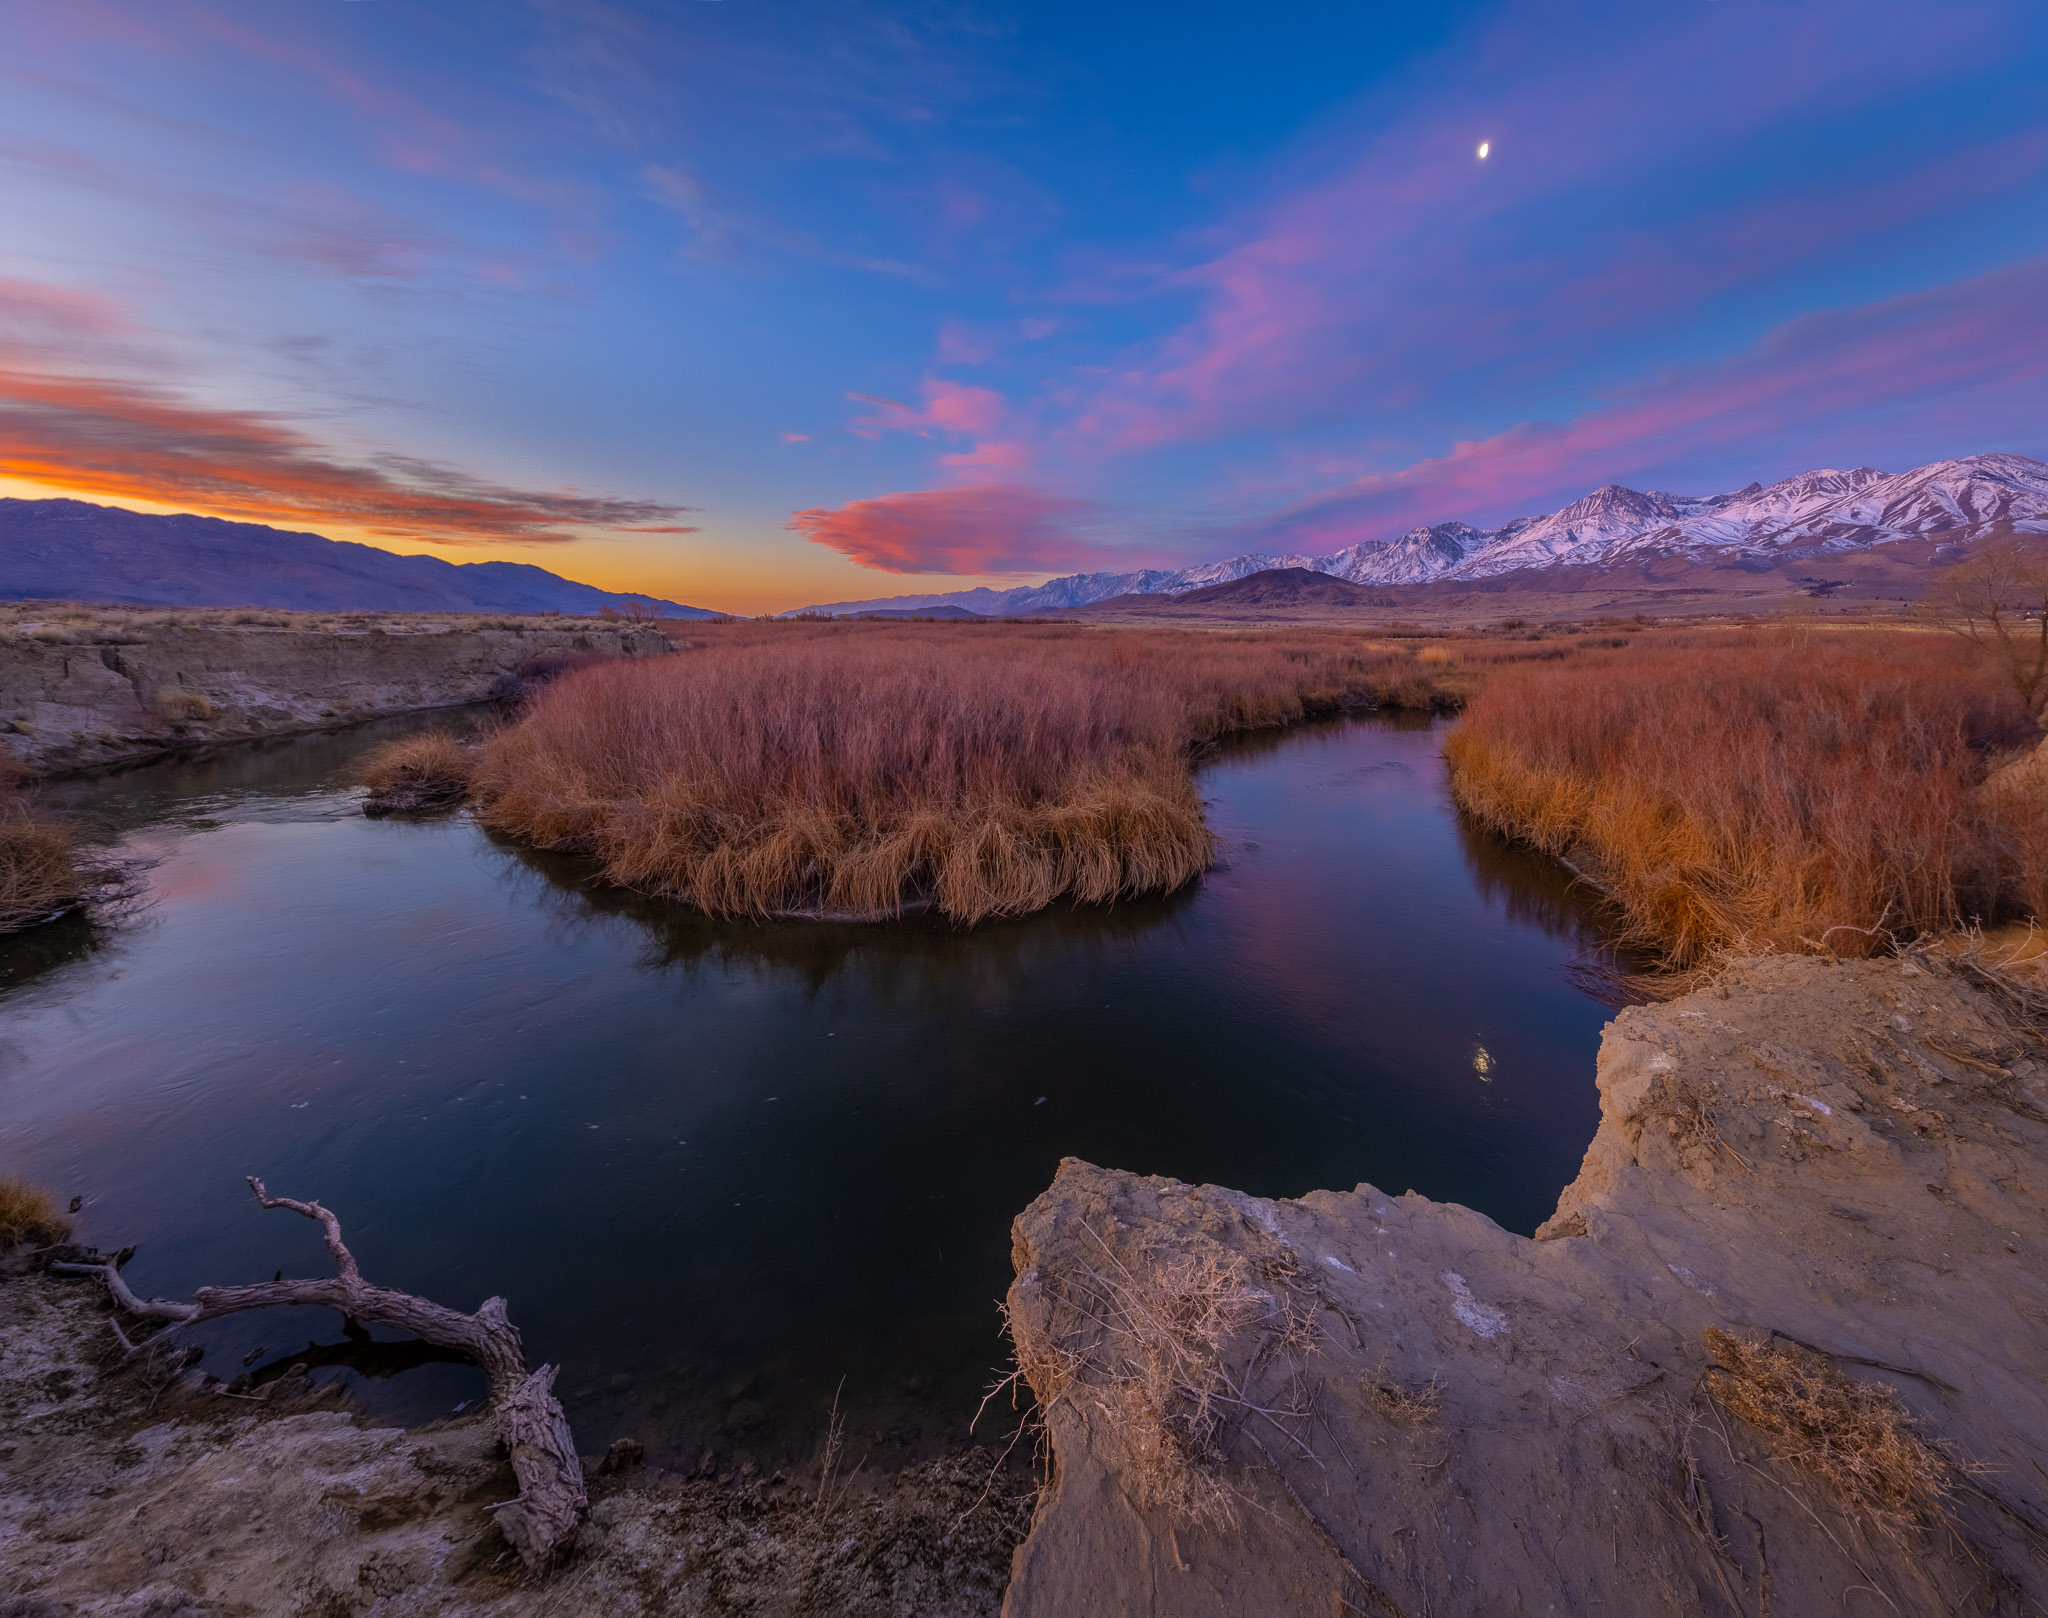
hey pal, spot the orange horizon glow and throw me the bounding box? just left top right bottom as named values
left=0, top=471, right=1022, bottom=619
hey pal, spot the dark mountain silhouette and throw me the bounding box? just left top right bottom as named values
left=0, top=498, right=718, bottom=616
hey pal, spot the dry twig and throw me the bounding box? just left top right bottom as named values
left=53, top=1177, right=586, bottom=1566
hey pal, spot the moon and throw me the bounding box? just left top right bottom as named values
left=1477, top=140, right=1491, bottom=160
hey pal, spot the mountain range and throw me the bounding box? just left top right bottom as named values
left=0, top=498, right=719, bottom=617
left=792, top=453, right=2048, bottom=616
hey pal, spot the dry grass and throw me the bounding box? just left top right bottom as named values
left=470, top=621, right=1490, bottom=923
left=356, top=733, right=476, bottom=813
left=0, top=1176, right=73, bottom=1248
left=1364, top=1365, right=1443, bottom=1424
left=1701, top=1327, right=1960, bottom=1537
left=1444, top=628, right=2046, bottom=964
left=154, top=686, right=214, bottom=722
left=1004, top=1229, right=1320, bottom=1525
left=0, top=786, right=83, bottom=932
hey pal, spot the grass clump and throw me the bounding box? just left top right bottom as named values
left=0, top=1176, right=73, bottom=1248
left=1365, top=1366, right=1442, bottom=1424
left=0, top=785, right=84, bottom=933
left=470, top=622, right=1446, bottom=923
left=357, top=733, right=476, bottom=816
left=1702, top=1326, right=1959, bottom=1537
left=1004, top=1230, right=1320, bottom=1526
left=155, top=686, right=215, bottom=722
left=1444, top=628, right=2045, bottom=965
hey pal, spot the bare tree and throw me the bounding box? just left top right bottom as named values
left=1931, top=542, right=2048, bottom=718
left=54, top=1178, right=587, bottom=1567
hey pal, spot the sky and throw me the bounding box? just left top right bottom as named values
left=2, top=0, right=2045, bottom=615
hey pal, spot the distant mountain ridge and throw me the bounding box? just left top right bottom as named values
left=0, top=498, right=719, bottom=617
left=791, top=453, right=2048, bottom=617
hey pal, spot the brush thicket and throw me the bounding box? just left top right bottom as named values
left=471, top=622, right=1438, bottom=922
left=1444, top=629, right=2045, bottom=964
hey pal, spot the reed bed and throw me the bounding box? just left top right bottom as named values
left=471, top=622, right=1453, bottom=923
left=1443, top=628, right=2047, bottom=964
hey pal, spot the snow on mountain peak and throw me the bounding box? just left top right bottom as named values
left=790, top=453, right=2048, bottom=615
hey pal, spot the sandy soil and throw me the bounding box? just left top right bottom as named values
left=0, top=1270, right=1032, bottom=1616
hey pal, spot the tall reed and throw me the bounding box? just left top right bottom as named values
left=1443, top=629, right=2045, bottom=964
left=472, top=622, right=1438, bottom=922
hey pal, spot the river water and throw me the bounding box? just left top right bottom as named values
left=1, top=711, right=1626, bottom=1470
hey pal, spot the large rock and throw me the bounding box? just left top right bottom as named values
left=1004, top=954, right=2048, bottom=1616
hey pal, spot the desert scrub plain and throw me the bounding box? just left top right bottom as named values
left=457, top=617, right=1614, bottom=924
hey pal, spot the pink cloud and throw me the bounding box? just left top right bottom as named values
left=846, top=378, right=1025, bottom=474
left=786, top=485, right=1098, bottom=575
left=1053, top=4, right=2023, bottom=457
left=1246, top=256, right=2048, bottom=551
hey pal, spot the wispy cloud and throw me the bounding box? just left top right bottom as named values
left=1060, top=2, right=2027, bottom=457
left=1240, top=256, right=2048, bottom=551
left=0, top=279, right=692, bottom=543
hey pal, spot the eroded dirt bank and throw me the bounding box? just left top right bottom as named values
left=0, top=622, right=676, bottom=775
left=1004, top=955, right=2048, bottom=1616
left=0, top=1271, right=1030, bottom=1616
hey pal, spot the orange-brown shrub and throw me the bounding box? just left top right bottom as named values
left=471, top=621, right=1443, bottom=922
left=1443, top=629, right=2045, bottom=963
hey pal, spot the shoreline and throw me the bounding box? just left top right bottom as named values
left=1000, top=950, right=2048, bottom=1615
left=0, top=617, right=677, bottom=778
left=11, top=951, right=2044, bottom=1610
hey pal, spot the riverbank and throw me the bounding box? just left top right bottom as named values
left=0, top=1259, right=1033, bottom=1615
left=1003, top=951, right=2048, bottom=1615
left=0, top=609, right=678, bottom=776
left=12, top=951, right=2043, bottom=1612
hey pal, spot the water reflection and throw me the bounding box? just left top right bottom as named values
left=0, top=712, right=1630, bottom=1472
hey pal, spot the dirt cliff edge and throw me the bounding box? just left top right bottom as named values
left=1004, top=954, right=2048, bottom=1616
left=0, top=622, right=676, bottom=775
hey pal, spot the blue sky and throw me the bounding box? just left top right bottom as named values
left=2, top=0, right=2044, bottom=611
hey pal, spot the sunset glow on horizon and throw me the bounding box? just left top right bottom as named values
left=3, top=0, right=2045, bottom=615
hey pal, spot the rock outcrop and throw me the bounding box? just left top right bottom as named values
left=1003, top=954, right=2048, bottom=1616
left=0, top=622, right=676, bottom=774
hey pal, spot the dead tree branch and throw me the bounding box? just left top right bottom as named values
left=52, top=1176, right=586, bottom=1567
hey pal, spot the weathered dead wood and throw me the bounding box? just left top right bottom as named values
left=52, top=1176, right=587, bottom=1566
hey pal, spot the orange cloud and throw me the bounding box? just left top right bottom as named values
left=0, top=279, right=692, bottom=544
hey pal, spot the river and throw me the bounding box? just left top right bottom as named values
left=2, top=710, right=1627, bottom=1471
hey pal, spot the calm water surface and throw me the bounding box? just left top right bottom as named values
left=2, top=712, right=1624, bottom=1468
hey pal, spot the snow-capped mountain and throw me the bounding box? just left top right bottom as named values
left=791, top=454, right=2048, bottom=616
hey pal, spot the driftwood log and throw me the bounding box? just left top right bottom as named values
left=52, top=1177, right=587, bottom=1566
